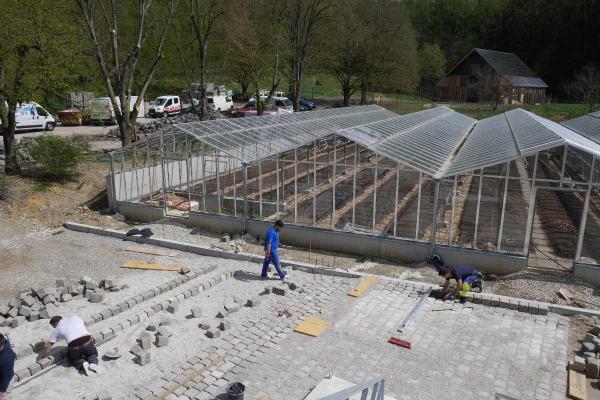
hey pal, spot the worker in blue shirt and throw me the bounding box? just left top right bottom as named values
left=261, top=220, right=287, bottom=280
left=0, top=334, right=15, bottom=399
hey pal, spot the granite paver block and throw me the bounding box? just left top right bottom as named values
left=191, top=307, right=202, bottom=318
left=206, top=328, right=221, bottom=338
left=272, top=287, right=286, bottom=296
left=89, top=293, right=105, bottom=303
left=136, top=350, right=151, bottom=366
left=156, top=335, right=170, bottom=347
left=587, top=358, right=600, bottom=379
left=573, top=356, right=586, bottom=372
left=166, top=304, right=178, bottom=314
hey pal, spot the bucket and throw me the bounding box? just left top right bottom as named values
left=226, top=382, right=245, bottom=400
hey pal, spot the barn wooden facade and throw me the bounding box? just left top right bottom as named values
left=437, top=48, right=547, bottom=105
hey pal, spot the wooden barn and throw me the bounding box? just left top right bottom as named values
left=437, top=48, right=547, bottom=104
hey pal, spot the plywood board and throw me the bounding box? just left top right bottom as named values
left=568, top=368, right=587, bottom=400
left=125, top=246, right=178, bottom=257
left=294, top=316, right=331, bottom=337
left=121, top=260, right=185, bottom=272
left=347, top=275, right=379, bottom=298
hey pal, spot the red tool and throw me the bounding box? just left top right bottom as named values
left=388, top=337, right=411, bottom=349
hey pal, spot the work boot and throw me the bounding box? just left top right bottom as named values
left=82, top=361, right=90, bottom=376
left=88, top=363, right=101, bottom=374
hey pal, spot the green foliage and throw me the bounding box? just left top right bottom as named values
left=20, top=135, right=90, bottom=180
left=32, top=182, right=50, bottom=192
left=419, top=43, right=446, bottom=88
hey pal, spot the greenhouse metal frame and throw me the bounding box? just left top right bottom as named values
left=108, top=105, right=600, bottom=272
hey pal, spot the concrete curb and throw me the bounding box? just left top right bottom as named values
left=62, top=221, right=600, bottom=319
left=13, top=268, right=234, bottom=384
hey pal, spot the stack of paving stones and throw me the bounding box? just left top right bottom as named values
left=12, top=266, right=228, bottom=384
left=572, top=322, right=600, bottom=379
left=0, top=277, right=125, bottom=328
left=134, top=276, right=353, bottom=399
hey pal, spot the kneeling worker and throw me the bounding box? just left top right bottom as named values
left=43, top=315, right=100, bottom=375
left=430, top=255, right=482, bottom=302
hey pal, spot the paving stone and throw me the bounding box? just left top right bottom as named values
left=21, top=296, right=36, bottom=307
left=60, top=293, right=73, bottom=303
left=573, top=356, right=586, bottom=372
left=28, top=362, right=42, bottom=375
left=191, top=307, right=202, bottom=318
left=6, top=308, right=18, bottom=318
left=160, top=316, right=173, bottom=326
left=592, top=323, right=600, bottom=336
left=55, top=278, right=66, bottom=288
left=18, top=305, right=31, bottom=317
left=166, top=304, right=179, bottom=314
left=156, top=335, right=170, bottom=347
left=37, top=357, right=53, bottom=369
left=582, top=342, right=596, bottom=353
left=246, top=298, right=261, bottom=307
left=272, top=287, right=286, bottom=296
left=130, top=344, right=144, bottom=356
left=206, top=328, right=221, bottom=339
left=136, top=350, right=151, bottom=366
left=15, top=368, right=31, bottom=381
left=96, top=390, right=112, bottom=400
left=147, top=322, right=159, bottom=331
left=287, top=282, right=298, bottom=290
left=89, top=293, right=105, bottom=303
left=39, top=309, right=50, bottom=319
left=180, top=267, right=191, bottom=274
left=158, top=326, right=173, bottom=337
left=588, top=358, right=600, bottom=378
left=28, top=312, right=39, bottom=321
left=199, top=320, right=211, bottom=330
left=224, top=303, right=240, bottom=312
left=220, top=321, right=231, bottom=331
left=8, top=298, right=21, bottom=308
left=140, top=331, right=155, bottom=342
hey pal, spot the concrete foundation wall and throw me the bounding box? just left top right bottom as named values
left=574, top=263, right=600, bottom=287
left=187, top=211, right=527, bottom=274
left=116, top=201, right=166, bottom=222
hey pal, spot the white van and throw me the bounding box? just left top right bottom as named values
left=148, top=95, right=181, bottom=118
left=206, top=91, right=233, bottom=112
left=89, top=96, right=144, bottom=124
left=1, top=102, right=56, bottom=132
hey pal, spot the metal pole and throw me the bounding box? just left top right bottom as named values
left=575, top=156, right=596, bottom=261
left=430, top=179, right=440, bottom=253
left=186, top=138, right=192, bottom=212
left=523, top=153, right=539, bottom=254
left=159, top=131, right=167, bottom=213
left=352, top=144, right=358, bottom=226
left=474, top=169, right=483, bottom=247
left=201, top=153, right=206, bottom=212
left=132, top=149, right=140, bottom=203
left=109, top=152, right=117, bottom=209
left=243, top=163, right=249, bottom=232
left=258, top=159, right=263, bottom=219
left=294, top=148, right=298, bottom=224
left=415, top=171, right=422, bottom=240
left=276, top=154, right=280, bottom=219
left=216, top=149, right=221, bottom=214
left=448, top=175, right=458, bottom=245
left=120, top=151, right=128, bottom=201
left=560, top=144, right=568, bottom=186
left=393, top=163, right=400, bottom=237
left=497, top=162, right=511, bottom=251
left=313, top=140, right=317, bottom=227
left=372, top=153, right=379, bottom=234
left=146, top=143, right=154, bottom=205
left=331, top=133, right=337, bottom=229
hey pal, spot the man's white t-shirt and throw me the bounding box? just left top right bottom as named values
left=49, top=315, right=90, bottom=344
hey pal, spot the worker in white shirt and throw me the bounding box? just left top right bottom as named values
left=42, top=315, right=100, bottom=375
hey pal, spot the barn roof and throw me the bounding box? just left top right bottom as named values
left=443, top=48, right=548, bottom=88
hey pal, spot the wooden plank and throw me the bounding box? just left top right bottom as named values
left=294, top=316, right=331, bottom=337
left=388, top=336, right=411, bottom=349
left=559, top=287, right=574, bottom=301
left=347, top=275, right=379, bottom=298
left=121, top=260, right=186, bottom=272
left=125, top=246, right=178, bottom=257
left=568, top=368, right=587, bottom=400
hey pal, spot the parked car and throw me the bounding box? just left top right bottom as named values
left=89, top=96, right=144, bottom=125
left=232, top=97, right=294, bottom=117
left=299, top=98, right=316, bottom=111
left=0, top=102, right=56, bottom=132
left=206, top=91, right=233, bottom=112
left=148, top=95, right=181, bottom=118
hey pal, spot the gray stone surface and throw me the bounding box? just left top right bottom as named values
left=573, top=355, right=587, bottom=372
left=191, top=307, right=202, bottom=318
left=89, top=293, right=105, bottom=303
left=136, top=350, right=151, bottom=366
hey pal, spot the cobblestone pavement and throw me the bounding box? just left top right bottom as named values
left=214, top=280, right=568, bottom=400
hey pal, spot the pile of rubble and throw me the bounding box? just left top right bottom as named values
left=0, top=277, right=125, bottom=327
left=572, top=322, right=600, bottom=378
left=107, top=109, right=224, bottom=138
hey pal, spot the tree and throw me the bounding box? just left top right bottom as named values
left=286, top=0, right=331, bottom=111
left=471, top=67, right=510, bottom=110
left=419, top=43, right=446, bottom=88
left=568, top=65, right=600, bottom=113
left=188, top=0, right=226, bottom=120
left=227, top=0, right=286, bottom=115
left=0, top=0, right=73, bottom=174
left=76, top=0, right=178, bottom=147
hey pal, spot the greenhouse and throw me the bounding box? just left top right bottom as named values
left=107, top=105, right=600, bottom=275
